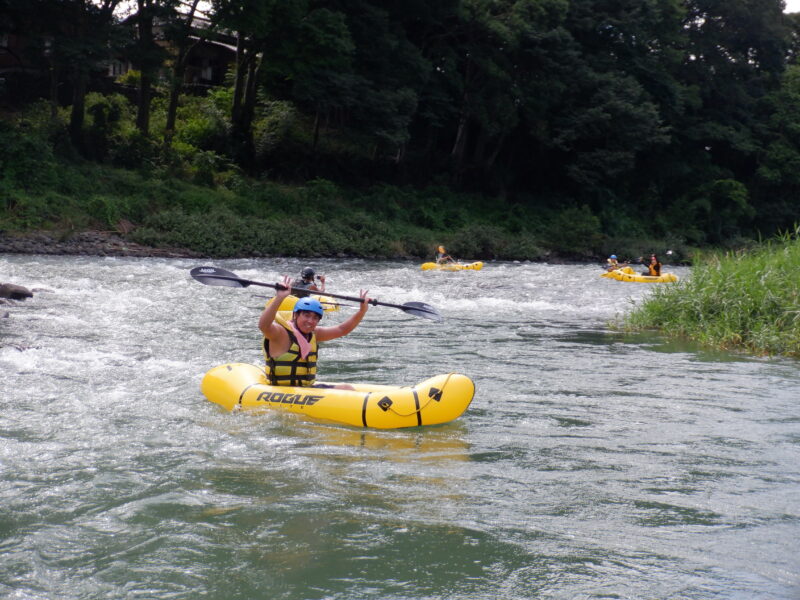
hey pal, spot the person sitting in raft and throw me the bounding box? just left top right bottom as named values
left=291, top=267, right=326, bottom=298
left=606, top=254, right=619, bottom=271
left=642, top=254, right=662, bottom=277
left=436, top=245, right=454, bottom=264
left=259, top=275, right=369, bottom=390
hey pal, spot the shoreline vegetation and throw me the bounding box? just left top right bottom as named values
left=0, top=145, right=690, bottom=264
left=620, top=228, right=800, bottom=358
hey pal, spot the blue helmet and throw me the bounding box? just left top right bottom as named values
left=610, top=254, right=617, bottom=259
left=293, top=297, right=324, bottom=317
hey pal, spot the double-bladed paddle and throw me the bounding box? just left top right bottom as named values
left=190, top=266, right=443, bottom=322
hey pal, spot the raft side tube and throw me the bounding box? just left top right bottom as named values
left=421, top=262, right=484, bottom=272
left=201, top=363, right=475, bottom=429
left=601, top=267, right=678, bottom=283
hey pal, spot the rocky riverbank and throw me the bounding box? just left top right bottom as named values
left=1, top=232, right=201, bottom=315
left=0, top=230, right=202, bottom=258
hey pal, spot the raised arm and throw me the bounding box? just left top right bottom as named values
left=259, top=275, right=293, bottom=340
left=315, top=289, right=370, bottom=342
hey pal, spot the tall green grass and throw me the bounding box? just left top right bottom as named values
left=622, top=229, right=800, bottom=357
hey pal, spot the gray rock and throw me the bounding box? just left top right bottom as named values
left=0, top=283, right=33, bottom=300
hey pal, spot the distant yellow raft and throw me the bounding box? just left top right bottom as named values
left=201, top=363, right=475, bottom=429
left=601, top=266, right=678, bottom=283
left=420, top=261, right=484, bottom=272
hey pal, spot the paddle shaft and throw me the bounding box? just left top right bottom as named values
left=190, top=266, right=442, bottom=320
left=207, top=274, right=412, bottom=312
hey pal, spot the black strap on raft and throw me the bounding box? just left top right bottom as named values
left=361, top=393, right=370, bottom=427
left=360, top=374, right=457, bottom=426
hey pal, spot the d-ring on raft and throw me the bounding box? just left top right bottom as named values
left=201, top=363, right=475, bottom=429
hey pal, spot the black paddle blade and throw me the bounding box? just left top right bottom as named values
left=190, top=266, right=249, bottom=288
left=402, top=301, right=443, bottom=321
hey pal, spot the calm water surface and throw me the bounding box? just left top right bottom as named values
left=1, top=255, right=798, bottom=599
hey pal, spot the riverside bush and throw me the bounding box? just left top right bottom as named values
left=84, top=93, right=131, bottom=161
left=108, top=130, right=161, bottom=169
left=623, top=229, right=800, bottom=357
left=174, top=93, right=231, bottom=156
left=445, top=224, right=545, bottom=261
left=543, top=205, right=604, bottom=258
left=0, top=118, right=60, bottom=191
left=1, top=190, right=87, bottom=229
left=86, top=195, right=126, bottom=229
left=132, top=206, right=262, bottom=257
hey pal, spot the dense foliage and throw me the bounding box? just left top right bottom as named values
left=621, top=228, right=800, bottom=357
left=0, top=108, right=556, bottom=259
left=2, top=0, right=800, bottom=259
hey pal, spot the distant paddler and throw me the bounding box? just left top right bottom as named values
left=421, top=247, right=483, bottom=271
left=436, top=245, right=454, bottom=264
left=640, top=254, right=662, bottom=277
left=292, top=266, right=326, bottom=298
left=605, top=254, right=630, bottom=271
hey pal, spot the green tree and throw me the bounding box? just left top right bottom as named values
left=300, top=0, right=428, bottom=159
left=1, top=0, right=124, bottom=149
left=210, top=0, right=329, bottom=168
left=667, top=0, right=791, bottom=206
left=260, top=4, right=356, bottom=152
left=123, top=0, right=175, bottom=136
left=753, top=62, right=800, bottom=234
left=163, top=0, right=212, bottom=145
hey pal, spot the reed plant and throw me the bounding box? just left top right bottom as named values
left=623, top=229, right=800, bottom=357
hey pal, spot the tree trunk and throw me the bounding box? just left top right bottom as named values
left=450, top=113, right=469, bottom=166
left=472, top=126, right=487, bottom=165
left=241, top=51, right=260, bottom=130
left=164, top=49, right=192, bottom=144
left=312, top=109, right=321, bottom=151
left=231, top=33, right=247, bottom=127
left=486, top=132, right=506, bottom=169
left=136, top=73, right=152, bottom=134
left=232, top=49, right=261, bottom=170
left=49, top=62, right=58, bottom=119
left=394, top=142, right=405, bottom=164
left=135, top=5, right=154, bottom=135
left=450, top=58, right=476, bottom=176
left=164, top=70, right=184, bottom=145
left=68, top=67, right=87, bottom=150
left=165, top=0, right=202, bottom=145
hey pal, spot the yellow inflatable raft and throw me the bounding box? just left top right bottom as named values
left=420, top=261, right=484, bottom=272
left=601, top=266, right=678, bottom=283
left=278, top=294, right=339, bottom=312
left=201, top=363, right=475, bottom=429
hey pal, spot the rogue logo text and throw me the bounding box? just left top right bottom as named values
left=256, top=392, right=324, bottom=406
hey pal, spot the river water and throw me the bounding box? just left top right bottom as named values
left=1, top=255, right=798, bottom=599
